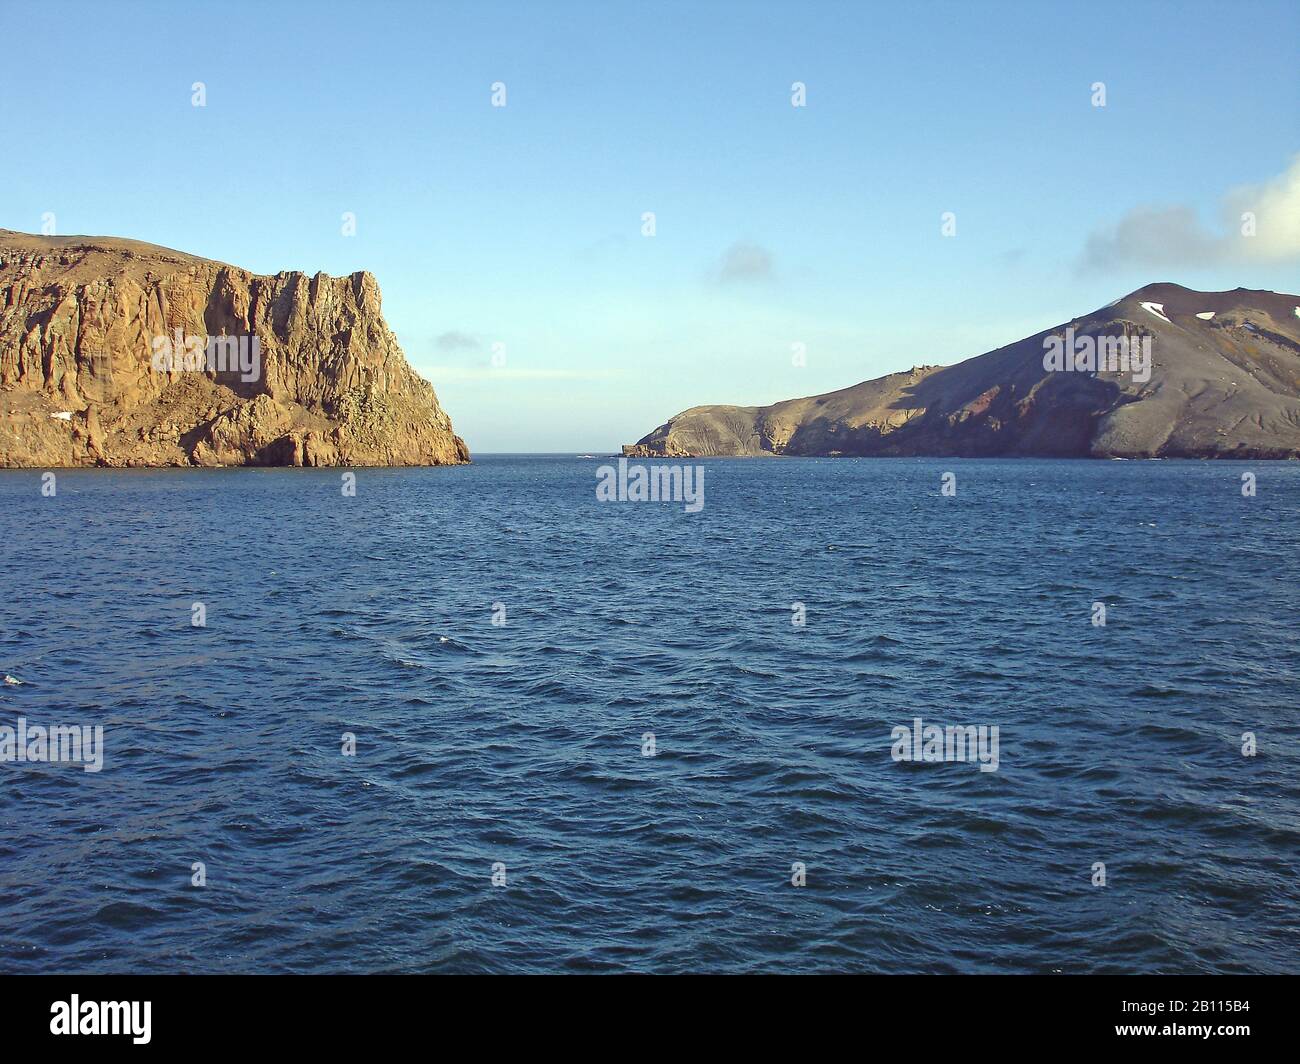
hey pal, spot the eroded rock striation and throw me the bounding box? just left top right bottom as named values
left=0, top=230, right=468, bottom=467
left=625, top=284, right=1300, bottom=460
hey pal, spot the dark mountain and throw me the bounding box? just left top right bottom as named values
left=624, top=284, right=1300, bottom=459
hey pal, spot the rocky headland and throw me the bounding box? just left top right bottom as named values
left=0, top=230, right=468, bottom=467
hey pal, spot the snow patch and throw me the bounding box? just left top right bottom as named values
left=1139, top=301, right=1171, bottom=323
left=1195, top=311, right=1215, bottom=320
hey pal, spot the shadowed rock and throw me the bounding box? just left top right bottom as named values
left=624, top=284, right=1300, bottom=460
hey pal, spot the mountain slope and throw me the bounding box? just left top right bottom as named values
left=624, top=284, right=1300, bottom=460
left=0, top=230, right=469, bottom=467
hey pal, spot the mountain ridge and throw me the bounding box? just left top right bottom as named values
left=623, top=284, right=1300, bottom=460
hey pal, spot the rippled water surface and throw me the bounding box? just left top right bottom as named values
left=1, top=456, right=1298, bottom=973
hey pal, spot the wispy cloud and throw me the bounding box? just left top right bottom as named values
left=435, top=331, right=482, bottom=353
left=712, top=240, right=774, bottom=284
left=575, top=234, right=630, bottom=263
left=427, top=366, right=618, bottom=382
left=1079, top=156, right=1300, bottom=272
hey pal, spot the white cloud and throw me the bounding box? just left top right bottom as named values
left=1224, top=157, right=1300, bottom=260
left=1079, top=155, right=1300, bottom=271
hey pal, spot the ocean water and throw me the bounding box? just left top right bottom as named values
left=1, top=455, right=1297, bottom=974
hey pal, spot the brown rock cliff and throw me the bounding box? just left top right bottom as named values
left=0, top=230, right=469, bottom=467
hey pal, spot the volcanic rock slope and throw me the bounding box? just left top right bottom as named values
left=0, top=230, right=468, bottom=467
left=624, top=285, right=1300, bottom=459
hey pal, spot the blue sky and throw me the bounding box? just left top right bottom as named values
left=2, top=0, right=1297, bottom=451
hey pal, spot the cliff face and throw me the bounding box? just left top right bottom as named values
left=0, top=230, right=469, bottom=467
left=624, top=285, right=1300, bottom=460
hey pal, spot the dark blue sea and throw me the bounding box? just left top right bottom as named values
left=1, top=456, right=1297, bottom=973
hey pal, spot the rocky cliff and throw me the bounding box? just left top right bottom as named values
left=0, top=230, right=468, bottom=467
left=624, top=284, right=1300, bottom=460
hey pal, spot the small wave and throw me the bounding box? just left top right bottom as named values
left=93, top=901, right=166, bottom=929
left=845, top=648, right=893, bottom=662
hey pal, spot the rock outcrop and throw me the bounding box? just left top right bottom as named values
left=624, top=284, right=1300, bottom=460
left=0, top=230, right=469, bottom=467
